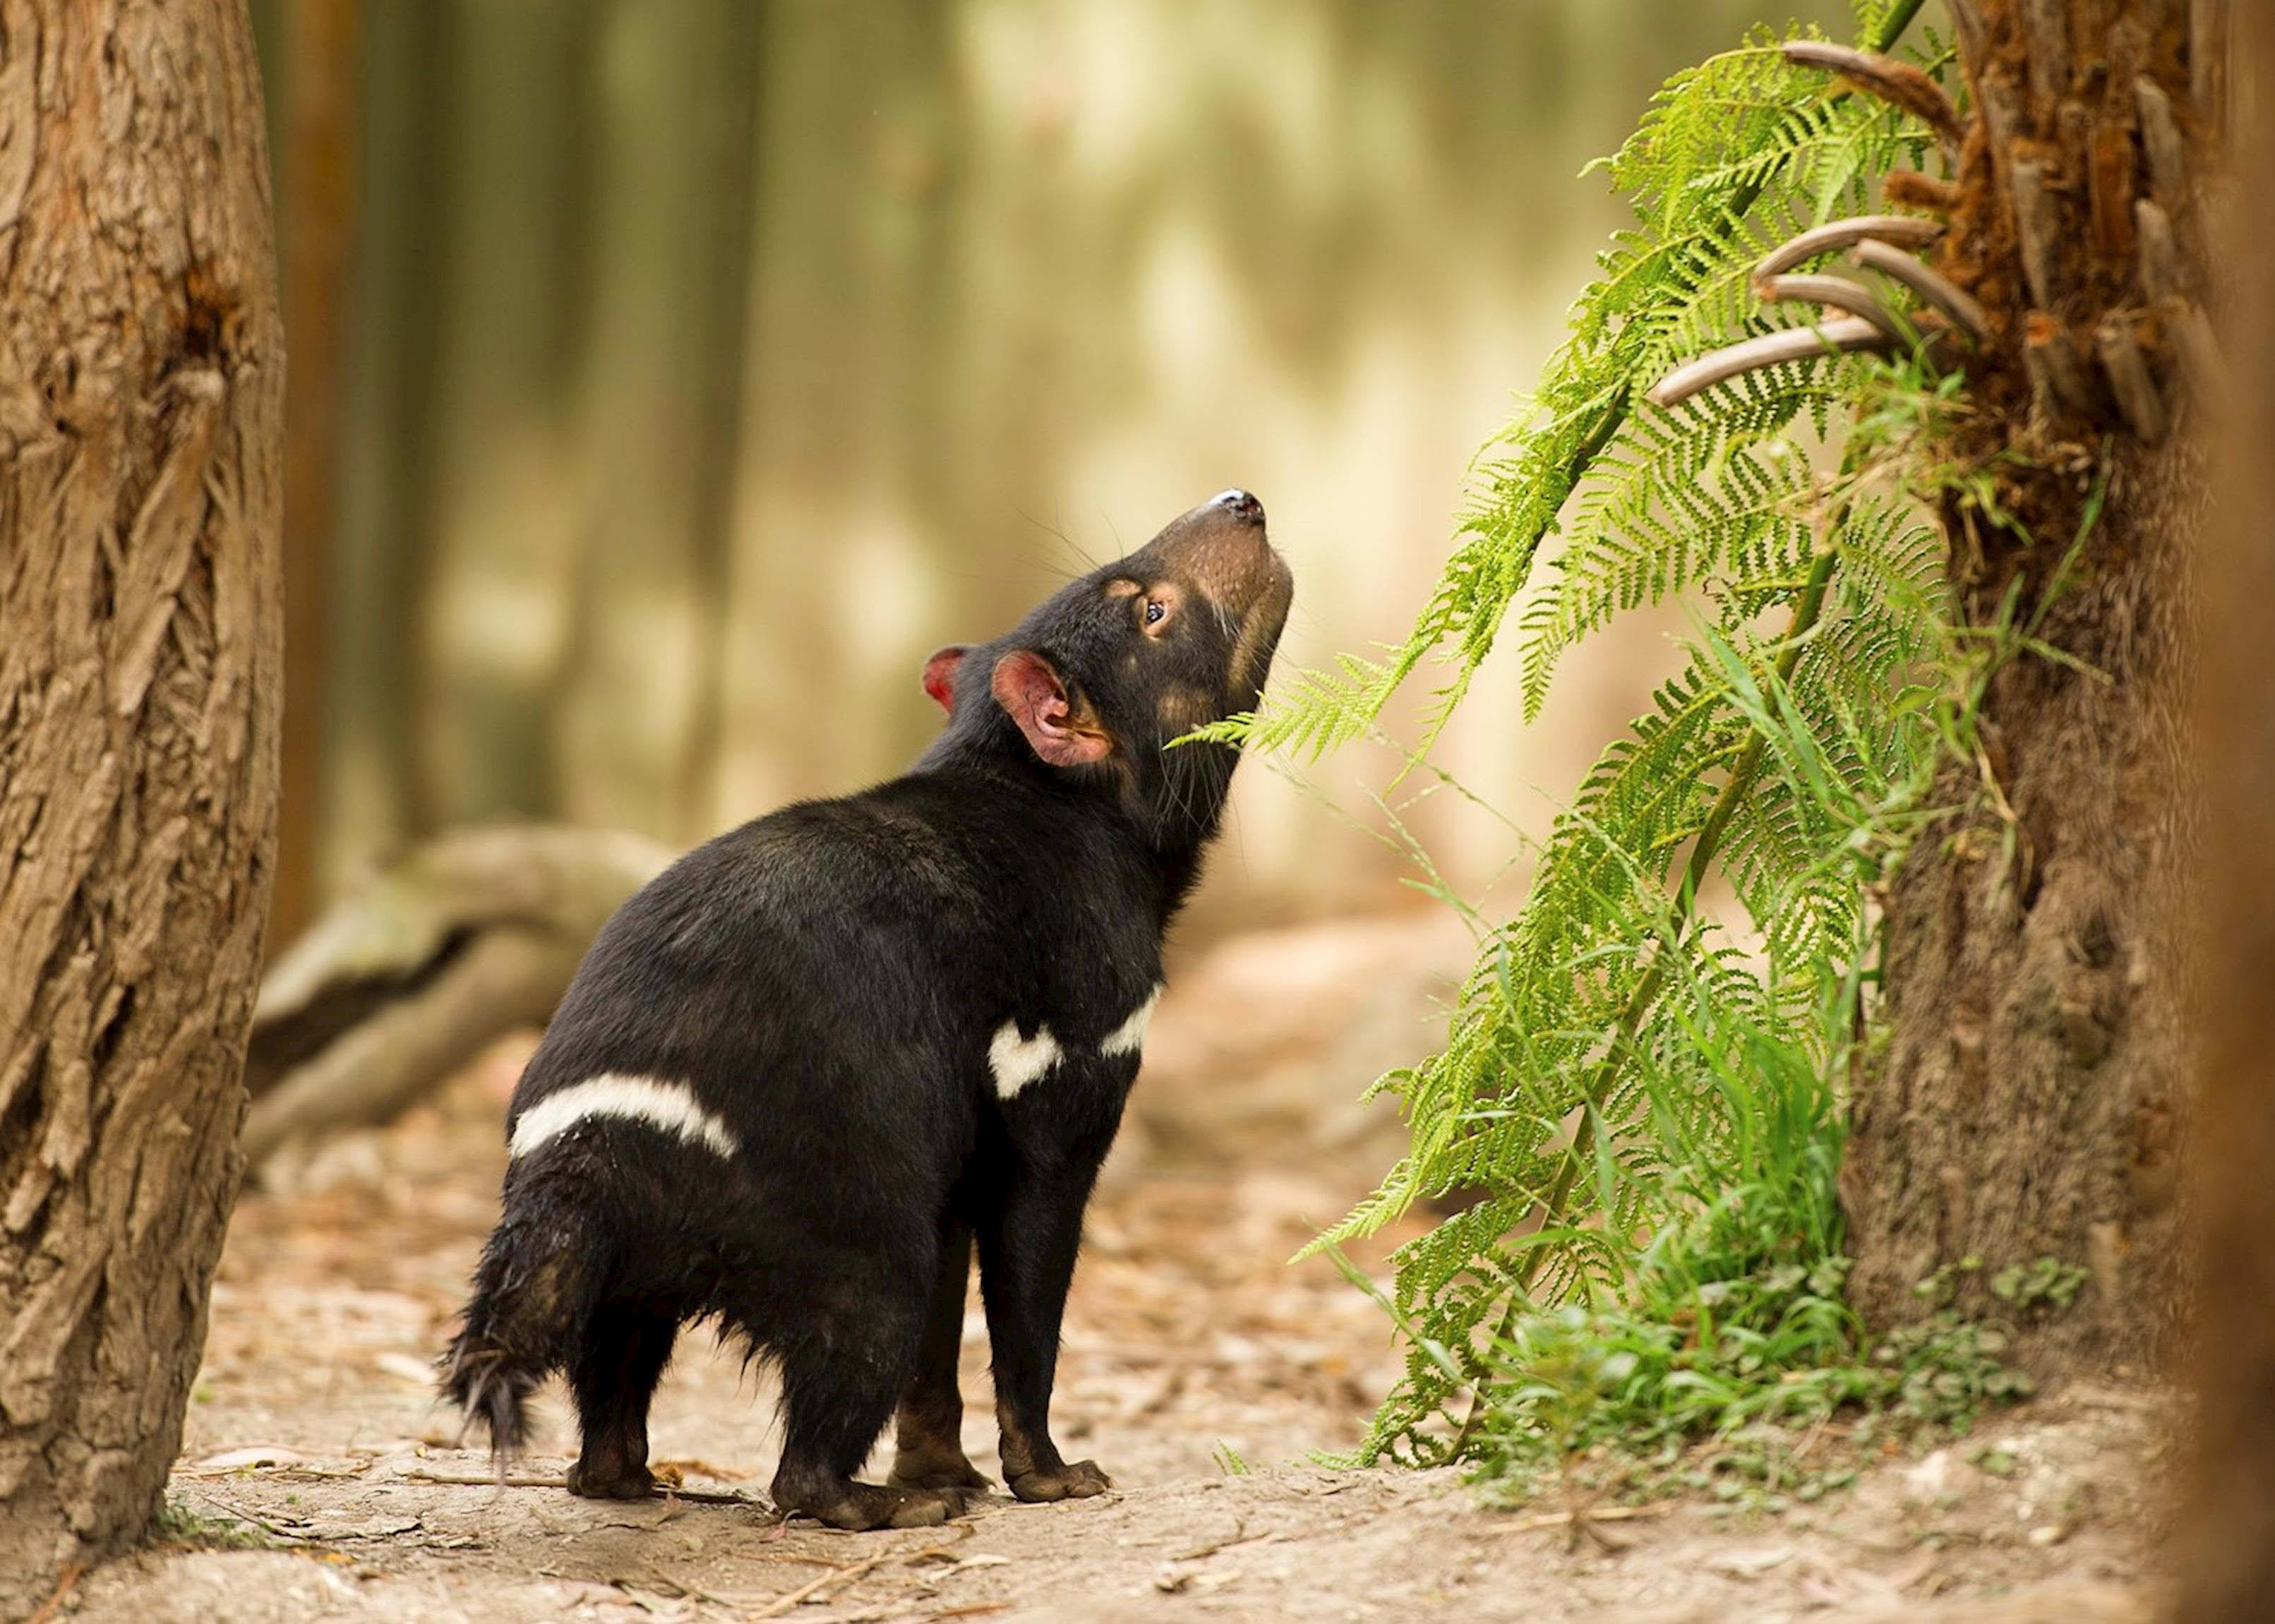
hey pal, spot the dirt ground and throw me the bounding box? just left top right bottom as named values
left=47, top=915, right=2171, bottom=1623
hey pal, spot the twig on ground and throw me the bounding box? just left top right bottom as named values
left=743, top=1553, right=893, bottom=1620
left=1170, top=1522, right=1287, bottom=1562
left=184, top=1496, right=315, bottom=1546
left=25, top=1563, right=85, bottom=1624
left=398, top=1467, right=765, bottom=1508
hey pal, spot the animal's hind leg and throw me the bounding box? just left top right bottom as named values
left=890, top=1220, right=991, bottom=1493
left=565, top=1304, right=677, bottom=1500
left=769, top=1239, right=981, bottom=1530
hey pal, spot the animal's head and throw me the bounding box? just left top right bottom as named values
left=921, top=489, right=1293, bottom=853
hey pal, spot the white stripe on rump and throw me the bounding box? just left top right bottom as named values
left=510, top=1073, right=741, bottom=1160
left=990, top=1022, right=1062, bottom=1099
left=1100, top=987, right=1163, bottom=1057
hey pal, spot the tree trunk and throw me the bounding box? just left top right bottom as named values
left=1839, top=1, right=2217, bottom=1373
left=272, top=0, right=359, bottom=946
left=2176, top=6, right=2275, bottom=1614
left=0, top=1, right=283, bottom=1608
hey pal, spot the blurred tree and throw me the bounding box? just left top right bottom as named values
left=1839, top=0, right=2219, bottom=1373
left=0, top=0, right=284, bottom=1609
left=274, top=0, right=360, bottom=944
left=291, top=0, right=1830, bottom=916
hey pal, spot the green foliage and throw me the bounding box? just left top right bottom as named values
left=1206, top=0, right=2057, bottom=1490
left=152, top=1496, right=293, bottom=1551
left=1200, top=6, right=1938, bottom=763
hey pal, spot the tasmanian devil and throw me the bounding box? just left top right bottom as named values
left=441, top=488, right=1290, bottom=1530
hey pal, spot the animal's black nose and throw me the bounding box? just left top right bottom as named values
left=1213, top=489, right=1264, bottom=526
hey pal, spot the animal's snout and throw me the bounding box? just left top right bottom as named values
left=1213, top=489, right=1265, bottom=527
left=1145, top=489, right=1288, bottom=638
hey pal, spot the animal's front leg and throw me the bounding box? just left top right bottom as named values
left=890, top=1218, right=991, bottom=1492
left=975, top=1156, right=1112, bottom=1503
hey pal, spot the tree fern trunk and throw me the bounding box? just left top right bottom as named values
left=1840, top=0, right=2216, bottom=1372
left=2177, top=10, right=2275, bottom=1609
left=0, top=0, right=283, bottom=1606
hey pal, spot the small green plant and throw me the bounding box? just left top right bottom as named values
left=1211, top=1440, right=1253, bottom=1477
left=1989, top=1256, right=2091, bottom=1315
left=152, top=1496, right=289, bottom=1551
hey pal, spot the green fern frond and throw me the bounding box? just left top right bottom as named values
left=1249, top=18, right=1936, bottom=758
left=1261, top=0, right=1959, bottom=1474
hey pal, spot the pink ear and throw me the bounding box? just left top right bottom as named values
left=921, top=645, right=968, bottom=712
left=991, top=650, right=1112, bottom=767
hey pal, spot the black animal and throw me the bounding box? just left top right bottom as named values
left=443, top=490, right=1291, bottom=1530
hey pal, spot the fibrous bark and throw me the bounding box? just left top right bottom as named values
left=0, top=1, right=283, bottom=1606
left=2176, top=8, right=2275, bottom=1617
left=1839, top=0, right=2215, bottom=1372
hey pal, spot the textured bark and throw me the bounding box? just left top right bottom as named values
left=2175, top=7, right=2275, bottom=1615
left=0, top=0, right=283, bottom=1608
left=1840, top=0, right=2215, bottom=1373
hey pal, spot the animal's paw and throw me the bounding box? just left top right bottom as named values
left=1007, top=1458, right=1112, bottom=1503
left=565, top=1458, right=655, bottom=1500
left=779, top=1477, right=983, bottom=1531
left=884, top=1485, right=984, bottom=1529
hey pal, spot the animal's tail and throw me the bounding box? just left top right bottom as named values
left=439, top=1180, right=613, bottom=1469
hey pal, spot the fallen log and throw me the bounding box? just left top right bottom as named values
left=241, top=825, right=673, bottom=1171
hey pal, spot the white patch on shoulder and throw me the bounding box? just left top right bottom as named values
left=990, top=1021, right=1062, bottom=1099
left=509, top=1073, right=740, bottom=1161
left=1100, top=986, right=1164, bottom=1058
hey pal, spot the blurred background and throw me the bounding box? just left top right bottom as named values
left=251, top=0, right=1855, bottom=950
left=200, top=0, right=1900, bottom=1516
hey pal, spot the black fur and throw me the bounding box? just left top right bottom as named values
left=442, top=491, right=1290, bottom=1529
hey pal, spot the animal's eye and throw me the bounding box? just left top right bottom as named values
left=1144, top=600, right=1167, bottom=626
